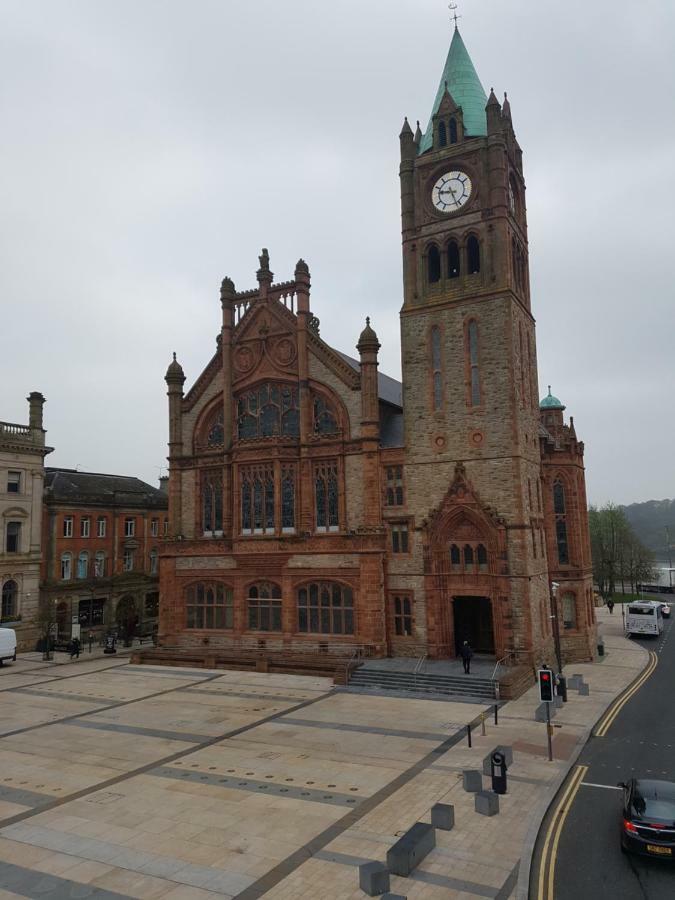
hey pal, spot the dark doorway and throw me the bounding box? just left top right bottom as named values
left=453, top=596, right=494, bottom=655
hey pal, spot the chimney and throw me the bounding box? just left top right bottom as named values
left=159, top=475, right=169, bottom=494
left=27, top=392, right=45, bottom=431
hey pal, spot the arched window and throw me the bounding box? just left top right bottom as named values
left=297, top=582, right=354, bottom=635
left=477, top=544, right=488, bottom=572
left=94, top=551, right=106, bottom=578
left=77, top=551, right=89, bottom=579
left=202, top=469, right=223, bottom=533
left=1, top=580, right=17, bottom=620
left=428, top=245, right=441, bottom=284
left=236, top=383, right=299, bottom=440
left=204, top=406, right=224, bottom=447
left=438, top=121, right=447, bottom=147
left=149, top=549, right=158, bottom=575
left=61, top=552, right=72, bottom=581
left=464, top=545, right=474, bottom=567
left=186, top=582, right=233, bottom=630
left=553, top=478, right=569, bottom=564
left=431, top=326, right=443, bottom=412
left=241, top=464, right=275, bottom=534
left=467, top=320, right=481, bottom=406
left=282, top=466, right=296, bottom=532
left=512, top=239, right=519, bottom=288
left=467, top=235, right=481, bottom=274
left=450, top=544, right=461, bottom=568
left=562, top=592, right=577, bottom=630
left=449, top=117, right=458, bottom=144
left=447, top=241, right=461, bottom=278
left=313, top=395, right=339, bottom=435
left=314, top=461, right=339, bottom=532
left=248, top=582, right=282, bottom=631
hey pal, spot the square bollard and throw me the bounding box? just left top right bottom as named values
left=463, top=770, right=483, bottom=792
left=553, top=694, right=563, bottom=709
left=579, top=682, right=590, bottom=696
left=567, top=675, right=580, bottom=690
left=382, top=895, right=408, bottom=900
left=386, top=823, right=436, bottom=877
left=431, top=803, right=455, bottom=831
left=475, top=790, right=500, bottom=816
left=359, top=861, right=390, bottom=897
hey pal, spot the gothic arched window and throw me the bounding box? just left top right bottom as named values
left=282, top=466, right=296, bottom=531
left=206, top=407, right=224, bottom=446
left=428, top=245, right=441, bottom=283
left=248, top=582, right=282, bottom=631
left=236, top=383, right=299, bottom=441
left=553, top=478, right=569, bottom=565
left=467, top=319, right=481, bottom=407
left=464, top=545, right=474, bottom=567
left=449, top=117, right=458, bottom=144
left=450, top=544, right=461, bottom=568
left=477, top=544, right=488, bottom=572
left=448, top=240, right=461, bottom=278
left=313, top=395, right=339, bottom=435
left=202, top=469, right=223, bottom=533
left=1, top=580, right=17, bottom=619
left=438, top=121, right=447, bottom=147
left=315, top=460, right=339, bottom=532
left=431, top=325, right=443, bottom=412
left=467, top=235, right=481, bottom=274
left=241, top=464, right=275, bottom=534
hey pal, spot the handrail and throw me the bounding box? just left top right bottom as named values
left=413, top=653, right=427, bottom=690
left=342, top=647, right=361, bottom=686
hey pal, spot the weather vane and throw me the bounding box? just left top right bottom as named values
left=448, top=2, right=461, bottom=28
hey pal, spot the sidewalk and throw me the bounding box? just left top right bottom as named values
left=262, top=608, right=649, bottom=899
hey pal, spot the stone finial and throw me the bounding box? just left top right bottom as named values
left=294, top=258, right=310, bottom=287
left=486, top=87, right=500, bottom=108
left=399, top=116, right=413, bottom=138
left=502, top=91, right=512, bottom=119
left=357, top=317, right=380, bottom=354
left=165, top=352, right=185, bottom=384
left=257, top=248, right=273, bottom=285
left=220, top=276, right=236, bottom=301
left=414, top=120, right=423, bottom=145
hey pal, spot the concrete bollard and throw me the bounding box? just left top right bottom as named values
left=386, top=823, right=436, bottom=877
left=475, top=790, right=500, bottom=816
left=462, top=770, right=483, bottom=792
left=381, top=895, right=408, bottom=900
left=358, top=861, right=390, bottom=897
left=431, top=803, right=455, bottom=831
left=579, top=682, right=590, bottom=696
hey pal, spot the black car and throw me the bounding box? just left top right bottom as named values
left=620, top=778, right=675, bottom=858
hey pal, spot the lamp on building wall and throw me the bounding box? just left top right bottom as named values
left=550, top=580, right=563, bottom=674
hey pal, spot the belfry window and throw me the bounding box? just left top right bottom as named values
left=314, top=460, right=339, bottom=532
left=431, top=325, right=443, bottom=412
left=467, top=320, right=481, bottom=407
left=202, top=469, right=223, bottom=533
left=438, top=120, right=447, bottom=147
left=467, top=235, right=481, bottom=274
left=447, top=241, right=461, bottom=278
left=428, top=245, right=441, bottom=284
left=449, top=117, right=458, bottom=144
left=553, top=478, right=569, bottom=564
left=237, top=383, right=299, bottom=441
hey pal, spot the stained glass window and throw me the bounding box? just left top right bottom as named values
left=202, top=469, right=223, bottom=532
left=297, top=582, right=354, bottom=635
left=313, top=396, right=339, bottom=435
left=241, top=465, right=275, bottom=535
left=315, top=461, right=339, bottom=531
left=236, top=383, right=299, bottom=440
left=282, top=467, right=295, bottom=530
left=206, top=408, right=225, bottom=446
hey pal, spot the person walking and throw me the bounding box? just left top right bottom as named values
left=460, top=640, right=473, bottom=674
left=69, top=636, right=81, bottom=660
left=607, top=599, right=615, bottom=614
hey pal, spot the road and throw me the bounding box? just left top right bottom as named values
left=531, top=609, right=675, bottom=899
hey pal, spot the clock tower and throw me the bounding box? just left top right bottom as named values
left=396, top=26, right=554, bottom=663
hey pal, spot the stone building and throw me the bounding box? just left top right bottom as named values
left=41, top=469, right=168, bottom=642
left=158, top=26, right=596, bottom=667
left=0, top=393, right=52, bottom=650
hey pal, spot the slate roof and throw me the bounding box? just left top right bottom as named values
left=335, top=352, right=404, bottom=448
left=44, top=468, right=167, bottom=510
left=337, top=352, right=403, bottom=408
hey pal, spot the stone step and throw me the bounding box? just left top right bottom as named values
left=349, top=669, right=496, bottom=699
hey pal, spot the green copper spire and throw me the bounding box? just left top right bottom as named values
left=419, top=28, right=488, bottom=154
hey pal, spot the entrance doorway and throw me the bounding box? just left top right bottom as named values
left=453, top=596, right=494, bottom=655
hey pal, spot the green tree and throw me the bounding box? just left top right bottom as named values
left=590, top=503, right=655, bottom=598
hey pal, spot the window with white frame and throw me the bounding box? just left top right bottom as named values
left=124, top=518, right=135, bottom=537
left=77, top=551, right=89, bottom=579
left=151, top=518, right=159, bottom=537
left=80, top=517, right=90, bottom=538
left=7, top=471, right=21, bottom=493
left=97, top=517, right=106, bottom=537
left=94, top=551, right=106, bottom=578
left=123, top=549, right=134, bottom=572
left=149, top=549, right=158, bottom=575
left=61, top=552, right=73, bottom=580
left=63, top=516, right=73, bottom=538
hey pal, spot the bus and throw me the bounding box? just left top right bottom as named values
left=625, top=601, right=664, bottom=638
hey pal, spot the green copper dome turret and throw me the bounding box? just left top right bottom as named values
left=419, top=27, right=488, bottom=154
left=540, top=386, right=565, bottom=410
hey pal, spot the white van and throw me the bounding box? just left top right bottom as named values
left=0, top=627, right=17, bottom=665
left=625, top=601, right=664, bottom=638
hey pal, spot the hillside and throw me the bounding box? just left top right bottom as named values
left=621, top=499, right=675, bottom=561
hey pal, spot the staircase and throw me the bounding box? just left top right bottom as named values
left=347, top=666, right=497, bottom=701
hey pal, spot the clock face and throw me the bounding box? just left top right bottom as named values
left=432, top=171, right=472, bottom=213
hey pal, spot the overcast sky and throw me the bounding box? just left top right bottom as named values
left=2, top=0, right=673, bottom=506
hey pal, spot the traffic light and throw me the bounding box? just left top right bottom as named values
left=538, top=668, right=554, bottom=702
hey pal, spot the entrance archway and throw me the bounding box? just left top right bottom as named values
left=453, top=596, right=494, bottom=655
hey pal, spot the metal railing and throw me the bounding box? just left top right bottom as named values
left=413, top=653, right=427, bottom=691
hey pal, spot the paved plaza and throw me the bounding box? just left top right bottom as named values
left=0, top=610, right=647, bottom=899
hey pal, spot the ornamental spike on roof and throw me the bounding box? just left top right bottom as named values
left=419, top=27, right=488, bottom=154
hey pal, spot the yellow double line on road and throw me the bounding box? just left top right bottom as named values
left=594, top=650, right=658, bottom=737
left=536, top=764, right=588, bottom=900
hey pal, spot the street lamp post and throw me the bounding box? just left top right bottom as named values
left=550, top=581, right=563, bottom=674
